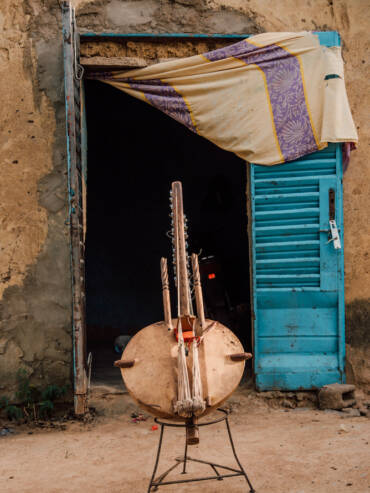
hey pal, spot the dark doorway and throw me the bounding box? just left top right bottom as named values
left=85, top=80, right=251, bottom=387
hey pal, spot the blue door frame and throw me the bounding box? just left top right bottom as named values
left=67, top=16, right=343, bottom=404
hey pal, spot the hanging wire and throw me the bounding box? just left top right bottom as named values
left=71, top=6, right=85, bottom=80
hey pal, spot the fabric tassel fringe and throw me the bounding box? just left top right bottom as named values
left=191, top=341, right=206, bottom=416
left=173, top=319, right=206, bottom=418
left=173, top=319, right=193, bottom=418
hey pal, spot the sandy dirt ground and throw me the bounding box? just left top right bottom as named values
left=1, top=387, right=369, bottom=493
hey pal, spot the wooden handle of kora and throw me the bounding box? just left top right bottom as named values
left=160, top=257, right=173, bottom=330
left=191, top=253, right=205, bottom=336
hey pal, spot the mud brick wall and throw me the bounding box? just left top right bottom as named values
left=0, top=0, right=369, bottom=397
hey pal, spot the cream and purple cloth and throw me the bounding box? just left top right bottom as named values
left=89, top=32, right=357, bottom=165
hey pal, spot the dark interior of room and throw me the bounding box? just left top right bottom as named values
left=84, top=79, right=251, bottom=386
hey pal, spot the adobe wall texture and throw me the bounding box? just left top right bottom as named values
left=0, top=0, right=369, bottom=399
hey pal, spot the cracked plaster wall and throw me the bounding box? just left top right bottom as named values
left=0, top=0, right=369, bottom=399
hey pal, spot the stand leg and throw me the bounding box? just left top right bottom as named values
left=147, top=413, right=256, bottom=492
left=147, top=424, right=165, bottom=493
left=225, top=417, right=255, bottom=493
left=182, top=436, right=188, bottom=474
left=210, top=464, right=223, bottom=480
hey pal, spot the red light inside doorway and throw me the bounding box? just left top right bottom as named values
left=208, top=273, right=216, bottom=279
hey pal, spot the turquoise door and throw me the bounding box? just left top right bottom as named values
left=250, top=143, right=345, bottom=390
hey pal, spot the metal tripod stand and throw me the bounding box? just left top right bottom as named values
left=147, top=408, right=255, bottom=492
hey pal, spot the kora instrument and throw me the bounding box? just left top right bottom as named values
left=115, top=182, right=252, bottom=442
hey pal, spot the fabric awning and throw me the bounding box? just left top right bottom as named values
left=88, top=32, right=358, bottom=166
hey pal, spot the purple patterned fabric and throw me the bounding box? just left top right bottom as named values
left=127, top=79, right=196, bottom=133
left=204, top=41, right=318, bottom=161
left=203, top=39, right=253, bottom=62
left=94, top=76, right=196, bottom=133
left=87, top=71, right=115, bottom=80
left=87, top=72, right=196, bottom=133
left=89, top=38, right=319, bottom=163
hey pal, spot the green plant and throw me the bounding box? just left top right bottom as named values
left=0, top=396, right=9, bottom=409
left=0, top=371, right=68, bottom=422
left=41, top=384, right=67, bottom=402
left=15, top=368, right=40, bottom=404
left=38, top=400, right=54, bottom=419
left=5, top=405, right=23, bottom=421
left=38, top=385, right=67, bottom=419
left=0, top=396, right=23, bottom=421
